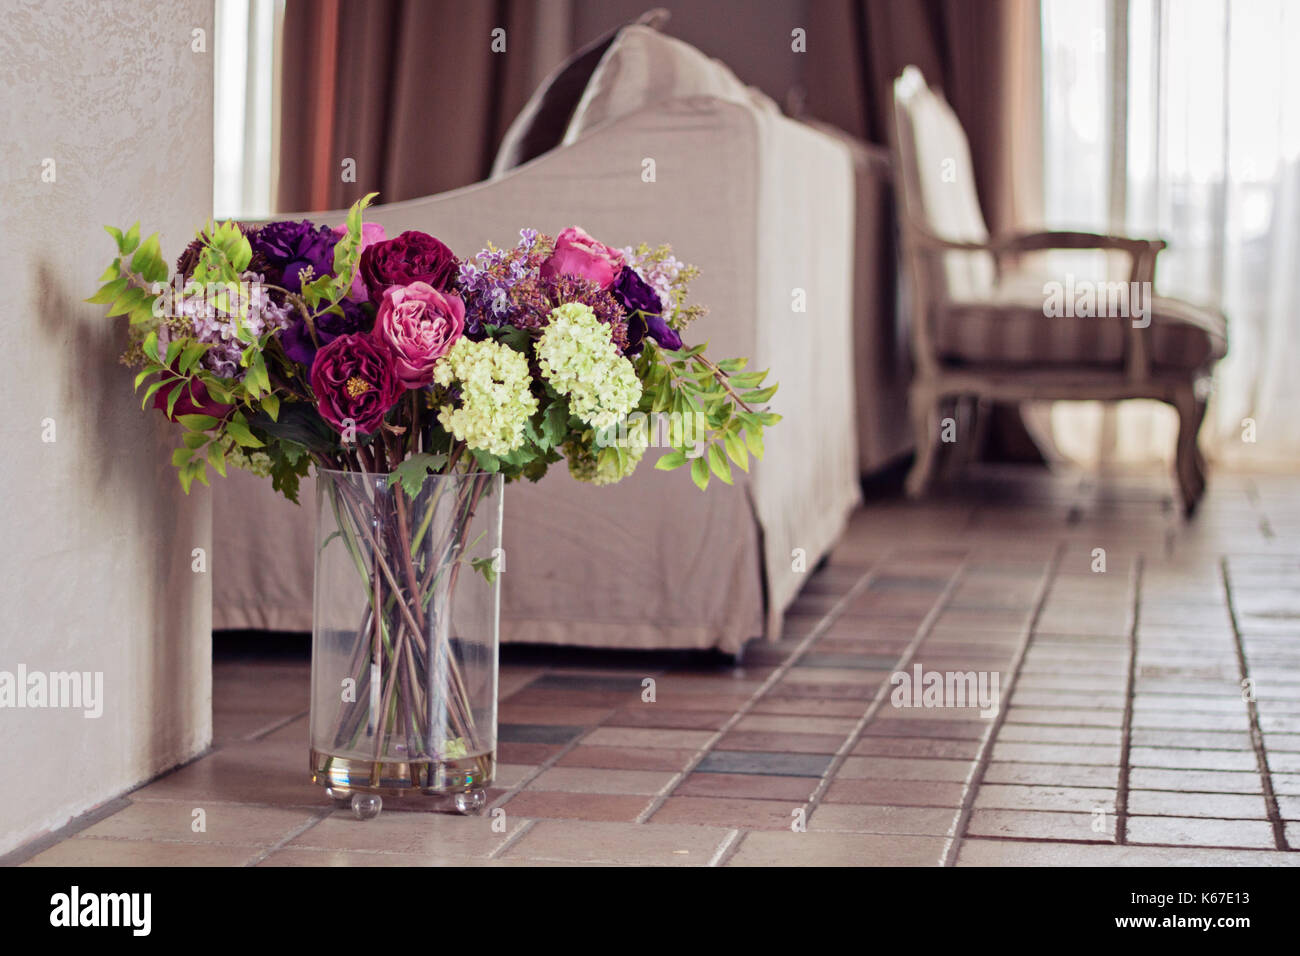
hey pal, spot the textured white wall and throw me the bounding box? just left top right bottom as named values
left=0, top=0, right=214, bottom=854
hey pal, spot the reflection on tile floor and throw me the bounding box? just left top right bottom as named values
left=13, top=466, right=1300, bottom=866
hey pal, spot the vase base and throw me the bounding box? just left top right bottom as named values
left=311, top=748, right=494, bottom=813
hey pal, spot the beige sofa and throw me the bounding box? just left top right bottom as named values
left=212, top=26, right=860, bottom=653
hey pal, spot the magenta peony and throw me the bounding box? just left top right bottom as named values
left=310, top=333, right=403, bottom=435
left=539, top=226, right=624, bottom=290
left=373, top=282, right=465, bottom=388
left=359, top=230, right=458, bottom=303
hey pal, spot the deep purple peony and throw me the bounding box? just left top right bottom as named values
left=253, top=220, right=339, bottom=293
left=611, top=266, right=682, bottom=353
left=359, top=231, right=458, bottom=303
left=309, top=333, right=403, bottom=435
left=280, top=299, right=371, bottom=369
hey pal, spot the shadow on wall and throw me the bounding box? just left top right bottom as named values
left=35, top=257, right=212, bottom=778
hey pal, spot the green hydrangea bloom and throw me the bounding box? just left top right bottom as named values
left=226, top=443, right=272, bottom=477
left=563, top=420, right=649, bottom=486
left=433, top=338, right=538, bottom=456
left=537, top=302, right=642, bottom=430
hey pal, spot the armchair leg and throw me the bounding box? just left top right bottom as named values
left=906, top=384, right=941, bottom=498
left=1172, top=383, right=1208, bottom=517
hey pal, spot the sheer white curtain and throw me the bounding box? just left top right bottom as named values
left=213, top=0, right=284, bottom=219
left=1041, top=0, right=1300, bottom=466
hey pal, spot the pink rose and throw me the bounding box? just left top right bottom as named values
left=333, top=221, right=387, bottom=301
left=539, top=226, right=625, bottom=290
left=373, top=282, right=465, bottom=388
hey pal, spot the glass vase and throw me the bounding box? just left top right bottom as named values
left=309, top=469, right=502, bottom=818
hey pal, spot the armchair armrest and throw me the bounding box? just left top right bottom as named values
left=903, top=218, right=1167, bottom=382
left=993, top=230, right=1166, bottom=285
left=906, top=221, right=1165, bottom=283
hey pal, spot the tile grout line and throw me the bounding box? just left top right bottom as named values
left=940, top=541, right=1067, bottom=867
left=632, top=558, right=887, bottom=825
left=486, top=558, right=882, bottom=826
left=1114, top=554, right=1144, bottom=844
left=707, top=828, right=743, bottom=866
left=1220, top=557, right=1290, bottom=851
left=242, top=807, right=335, bottom=867
left=487, top=818, right=537, bottom=860
left=798, top=559, right=972, bottom=820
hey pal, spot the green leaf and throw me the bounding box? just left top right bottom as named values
left=225, top=419, right=264, bottom=448
left=707, top=444, right=733, bottom=485
left=142, top=330, right=160, bottom=362
left=471, top=556, right=499, bottom=585
left=654, top=449, right=688, bottom=471
left=177, top=414, right=219, bottom=431
left=87, top=276, right=127, bottom=305
left=260, top=392, right=280, bottom=421
left=179, top=341, right=207, bottom=373
left=690, top=454, right=710, bottom=491
left=130, top=233, right=163, bottom=279
left=740, top=384, right=779, bottom=404
left=728, top=371, right=769, bottom=389
left=166, top=381, right=184, bottom=418
left=744, top=426, right=765, bottom=460
left=171, top=447, right=193, bottom=467
left=106, top=286, right=146, bottom=318
left=250, top=356, right=271, bottom=394
left=724, top=431, right=749, bottom=472
left=207, top=442, right=228, bottom=478
left=386, top=452, right=449, bottom=498
left=141, top=379, right=170, bottom=408
left=716, top=357, right=748, bottom=373
left=470, top=449, right=501, bottom=473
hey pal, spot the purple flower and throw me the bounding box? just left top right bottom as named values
left=280, top=298, right=371, bottom=368
left=359, top=231, right=458, bottom=303
left=310, top=333, right=403, bottom=435
left=611, top=266, right=681, bottom=352
left=253, top=220, right=339, bottom=293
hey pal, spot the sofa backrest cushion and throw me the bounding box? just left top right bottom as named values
left=562, top=25, right=759, bottom=144
left=491, top=10, right=670, bottom=178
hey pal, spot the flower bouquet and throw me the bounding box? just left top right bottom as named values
left=91, top=193, right=779, bottom=816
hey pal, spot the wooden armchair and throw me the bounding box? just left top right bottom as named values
left=890, top=66, right=1226, bottom=514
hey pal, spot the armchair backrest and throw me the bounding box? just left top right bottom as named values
left=890, top=66, right=997, bottom=304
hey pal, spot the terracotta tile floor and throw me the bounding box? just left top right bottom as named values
left=13, top=465, right=1300, bottom=866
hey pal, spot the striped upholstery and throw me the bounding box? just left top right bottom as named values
left=937, top=293, right=1227, bottom=371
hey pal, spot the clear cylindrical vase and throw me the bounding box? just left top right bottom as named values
left=310, top=469, right=502, bottom=815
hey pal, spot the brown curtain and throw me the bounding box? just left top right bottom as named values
left=802, top=0, right=1046, bottom=463
left=277, top=0, right=569, bottom=212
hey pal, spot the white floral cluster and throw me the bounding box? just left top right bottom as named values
left=433, top=338, right=538, bottom=457
left=537, top=303, right=642, bottom=430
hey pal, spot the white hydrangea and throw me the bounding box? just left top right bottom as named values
left=433, top=338, right=538, bottom=457
left=537, top=302, right=642, bottom=430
